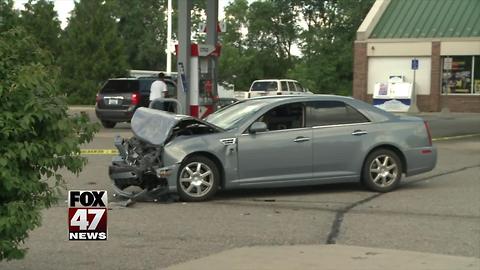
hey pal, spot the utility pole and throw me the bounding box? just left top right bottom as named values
left=177, top=0, right=192, bottom=115
left=206, top=0, right=219, bottom=104
left=166, top=0, right=172, bottom=74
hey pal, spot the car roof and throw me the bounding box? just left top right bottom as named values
left=248, top=94, right=353, bottom=102
left=108, top=77, right=175, bottom=81
left=253, top=79, right=298, bottom=82
left=108, top=77, right=155, bottom=81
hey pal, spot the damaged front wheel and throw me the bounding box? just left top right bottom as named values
left=178, top=156, right=219, bottom=202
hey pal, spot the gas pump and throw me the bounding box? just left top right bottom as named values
left=175, top=43, right=221, bottom=118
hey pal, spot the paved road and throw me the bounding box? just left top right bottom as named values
left=1, top=134, right=479, bottom=269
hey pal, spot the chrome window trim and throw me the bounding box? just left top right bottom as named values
left=240, top=126, right=312, bottom=136
left=311, top=122, right=372, bottom=129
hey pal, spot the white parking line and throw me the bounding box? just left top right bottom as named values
left=432, top=134, right=480, bottom=142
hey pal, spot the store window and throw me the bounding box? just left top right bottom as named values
left=442, top=56, right=479, bottom=94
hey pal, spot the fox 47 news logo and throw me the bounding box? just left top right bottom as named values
left=68, top=190, right=108, bottom=241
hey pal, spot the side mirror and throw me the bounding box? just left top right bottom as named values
left=249, top=122, right=268, bottom=134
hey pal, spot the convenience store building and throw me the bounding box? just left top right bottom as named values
left=353, top=0, right=480, bottom=112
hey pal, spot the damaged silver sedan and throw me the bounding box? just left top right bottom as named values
left=109, top=96, right=437, bottom=202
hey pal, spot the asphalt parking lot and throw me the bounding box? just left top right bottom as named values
left=1, top=108, right=479, bottom=270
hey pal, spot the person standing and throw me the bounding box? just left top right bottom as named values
left=149, top=72, right=168, bottom=104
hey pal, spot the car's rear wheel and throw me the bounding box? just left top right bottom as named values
left=101, top=120, right=116, bottom=128
left=177, top=156, right=219, bottom=202
left=362, top=149, right=402, bottom=192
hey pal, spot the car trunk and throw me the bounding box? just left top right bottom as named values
left=97, top=79, right=140, bottom=110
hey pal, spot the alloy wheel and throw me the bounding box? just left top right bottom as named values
left=179, top=162, right=214, bottom=198
left=369, top=154, right=398, bottom=188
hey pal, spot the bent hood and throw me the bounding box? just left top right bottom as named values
left=131, top=107, right=218, bottom=146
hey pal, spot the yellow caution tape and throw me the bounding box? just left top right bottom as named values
left=80, top=149, right=119, bottom=155
left=79, top=134, right=479, bottom=155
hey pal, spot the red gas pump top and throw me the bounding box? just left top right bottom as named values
left=174, top=43, right=222, bottom=57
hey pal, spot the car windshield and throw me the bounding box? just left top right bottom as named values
left=205, top=99, right=271, bottom=130
left=251, top=81, right=278, bottom=91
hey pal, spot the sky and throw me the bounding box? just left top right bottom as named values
left=14, top=0, right=232, bottom=29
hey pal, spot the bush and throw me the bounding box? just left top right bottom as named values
left=0, top=28, right=98, bottom=261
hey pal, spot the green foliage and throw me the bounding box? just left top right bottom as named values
left=19, top=0, right=61, bottom=58
left=219, top=0, right=374, bottom=95
left=111, top=0, right=167, bottom=70
left=288, top=0, right=375, bottom=95
left=59, top=0, right=128, bottom=104
left=0, top=0, right=19, bottom=32
left=0, top=27, right=97, bottom=261
left=219, top=0, right=299, bottom=91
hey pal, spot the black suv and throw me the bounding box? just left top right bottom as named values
left=95, top=77, right=176, bottom=128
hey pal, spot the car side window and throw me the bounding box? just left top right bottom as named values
left=256, top=102, right=305, bottom=131
left=165, top=81, right=176, bottom=98
left=287, top=82, right=295, bottom=92
left=294, top=82, right=304, bottom=92
left=306, top=101, right=369, bottom=127
left=281, top=81, right=288, bottom=92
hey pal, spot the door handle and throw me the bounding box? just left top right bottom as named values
left=352, top=130, right=368, bottom=136
left=293, top=137, right=310, bottom=143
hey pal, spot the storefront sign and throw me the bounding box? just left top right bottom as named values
left=411, top=59, right=419, bottom=70
left=443, top=57, right=452, bottom=70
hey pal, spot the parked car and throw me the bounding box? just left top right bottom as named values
left=234, top=91, right=249, bottom=100
left=248, top=79, right=311, bottom=98
left=109, top=95, right=437, bottom=202
left=95, top=77, right=177, bottom=128
left=216, top=97, right=238, bottom=110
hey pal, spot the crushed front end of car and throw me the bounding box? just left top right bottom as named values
left=108, top=107, right=221, bottom=200
left=109, top=135, right=169, bottom=199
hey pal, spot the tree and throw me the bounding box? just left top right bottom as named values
left=247, top=0, right=299, bottom=64
left=111, top=0, right=167, bottom=70
left=0, top=27, right=97, bottom=261
left=19, top=0, right=61, bottom=58
left=0, top=0, right=19, bottom=32
left=222, top=0, right=248, bottom=49
left=59, top=0, right=128, bottom=104
left=289, top=0, right=375, bottom=95
left=218, top=0, right=300, bottom=91
left=218, top=0, right=250, bottom=90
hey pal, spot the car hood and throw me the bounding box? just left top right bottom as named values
left=131, top=107, right=220, bottom=146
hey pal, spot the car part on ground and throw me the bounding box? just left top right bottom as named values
left=109, top=108, right=221, bottom=201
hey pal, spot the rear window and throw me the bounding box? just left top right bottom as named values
left=139, top=79, right=155, bottom=92
left=251, top=81, right=278, bottom=91
left=101, top=80, right=139, bottom=94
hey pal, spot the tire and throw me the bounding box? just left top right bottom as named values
left=362, top=149, right=403, bottom=192
left=177, top=156, right=220, bottom=202
left=101, top=120, right=116, bottom=128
